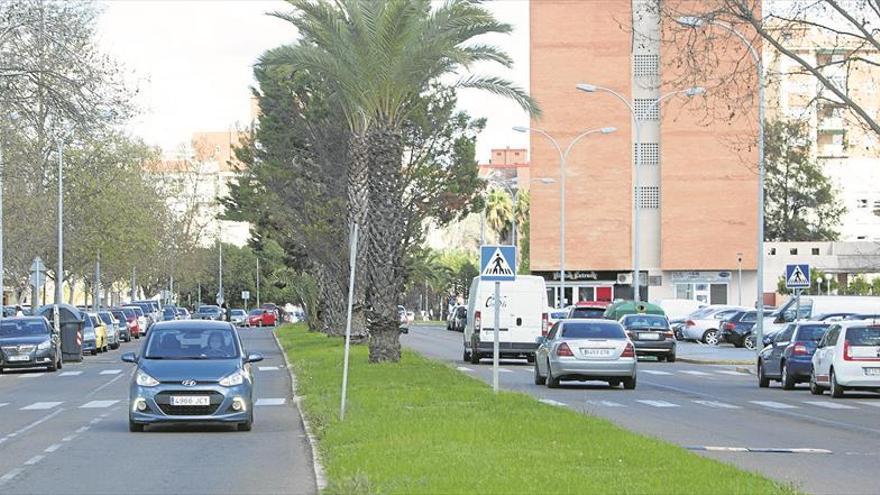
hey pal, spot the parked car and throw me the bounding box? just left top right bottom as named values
left=195, top=305, right=224, bottom=321
left=110, top=309, right=133, bottom=342
left=121, top=320, right=263, bottom=432
left=90, top=313, right=112, bottom=352
left=176, top=308, right=191, bottom=320
left=813, top=312, right=856, bottom=322
left=129, top=300, right=160, bottom=325
left=0, top=317, right=62, bottom=372
left=161, top=307, right=179, bottom=321
left=82, top=313, right=104, bottom=355
left=230, top=309, right=247, bottom=326
left=619, top=313, right=676, bottom=361
left=247, top=308, right=276, bottom=327
left=567, top=301, right=608, bottom=319
left=98, top=311, right=123, bottom=348
left=758, top=321, right=830, bottom=389
left=449, top=305, right=467, bottom=332
left=766, top=296, right=880, bottom=335
left=719, top=310, right=758, bottom=349
left=603, top=300, right=664, bottom=320
left=462, top=275, right=548, bottom=364
left=811, top=321, right=880, bottom=398
left=123, top=305, right=149, bottom=336
left=679, top=305, right=748, bottom=344
left=534, top=319, right=636, bottom=389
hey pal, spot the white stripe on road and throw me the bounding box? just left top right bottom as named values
left=254, top=398, right=286, bottom=406
left=59, top=371, right=83, bottom=376
left=693, top=400, right=741, bottom=409
left=80, top=400, right=119, bottom=409
left=0, top=403, right=7, bottom=409
left=586, top=400, right=626, bottom=408
left=0, top=468, right=23, bottom=485
left=0, top=409, right=64, bottom=446
left=803, top=400, right=858, bottom=410
left=44, top=444, right=62, bottom=453
left=704, top=446, right=749, bottom=452
left=857, top=401, right=880, bottom=408
left=455, top=366, right=473, bottom=372
left=679, top=370, right=711, bottom=376
left=258, top=366, right=281, bottom=371
left=21, top=401, right=63, bottom=410
left=637, top=400, right=680, bottom=408
left=75, top=426, right=90, bottom=433
left=99, top=369, right=122, bottom=375
left=61, top=435, right=77, bottom=442
left=641, top=370, right=672, bottom=375
left=498, top=368, right=513, bottom=373
left=539, top=399, right=567, bottom=407
left=23, top=455, right=45, bottom=465
left=19, top=373, right=43, bottom=378
left=715, top=370, right=749, bottom=376
left=750, top=401, right=799, bottom=409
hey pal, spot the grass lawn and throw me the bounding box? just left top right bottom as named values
left=276, top=324, right=793, bottom=495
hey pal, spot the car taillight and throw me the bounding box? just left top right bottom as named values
left=621, top=342, right=635, bottom=358
left=474, top=311, right=481, bottom=332
left=556, top=342, right=574, bottom=357
left=792, top=342, right=808, bottom=356
left=541, top=312, right=549, bottom=337
left=685, top=320, right=695, bottom=327
left=663, top=331, right=674, bottom=338
left=723, top=322, right=735, bottom=331
left=843, top=339, right=853, bottom=361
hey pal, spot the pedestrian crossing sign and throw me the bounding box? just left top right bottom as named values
left=480, top=245, right=517, bottom=281
left=785, top=264, right=810, bottom=290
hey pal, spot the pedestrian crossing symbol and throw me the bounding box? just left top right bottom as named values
left=785, top=264, right=810, bottom=290
left=480, top=245, right=517, bottom=281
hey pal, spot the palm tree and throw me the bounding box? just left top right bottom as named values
left=513, top=189, right=530, bottom=248
left=264, top=0, right=539, bottom=362
left=484, top=188, right=513, bottom=244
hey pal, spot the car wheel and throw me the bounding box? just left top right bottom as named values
left=91, top=349, right=97, bottom=356
left=781, top=362, right=795, bottom=390
left=462, top=346, right=471, bottom=362
left=526, top=354, right=535, bottom=364
left=757, top=361, right=770, bottom=388
left=703, top=329, right=719, bottom=346
left=666, top=352, right=676, bottom=363
left=57, top=354, right=62, bottom=369
left=533, top=362, right=546, bottom=385
left=743, top=336, right=756, bottom=351
left=129, top=420, right=144, bottom=433
left=830, top=369, right=845, bottom=398
left=111, top=342, right=120, bottom=350
left=238, top=415, right=253, bottom=432
left=622, top=375, right=637, bottom=390
left=546, top=362, right=560, bottom=388
left=809, top=372, right=824, bottom=395
left=48, top=357, right=57, bottom=372
left=608, top=379, right=621, bottom=388
left=468, top=343, right=480, bottom=365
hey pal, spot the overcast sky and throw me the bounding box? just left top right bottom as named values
left=96, top=0, right=530, bottom=162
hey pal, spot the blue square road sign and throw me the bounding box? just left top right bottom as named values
left=480, top=245, right=517, bottom=282
left=785, top=264, right=811, bottom=290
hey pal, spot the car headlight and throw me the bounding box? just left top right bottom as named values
left=135, top=370, right=160, bottom=387
left=219, top=370, right=245, bottom=387
left=36, top=339, right=52, bottom=350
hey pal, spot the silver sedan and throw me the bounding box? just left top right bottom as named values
left=534, top=319, right=637, bottom=389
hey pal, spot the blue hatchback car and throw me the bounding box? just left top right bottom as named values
left=122, top=320, right=263, bottom=432
left=758, top=321, right=830, bottom=389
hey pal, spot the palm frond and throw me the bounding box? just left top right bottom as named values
left=456, top=75, right=542, bottom=117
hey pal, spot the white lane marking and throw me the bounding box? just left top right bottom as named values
left=715, top=370, right=749, bottom=376
left=705, top=446, right=749, bottom=452
left=539, top=399, right=566, bottom=407
left=86, top=374, right=124, bottom=398
left=637, top=400, right=680, bottom=408
left=80, top=400, right=119, bottom=409
left=255, top=398, right=286, bottom=406
left=693, top=400, right=742, bottom=409
left=857, top=401, right=880, bottom=408
left=19, top=373, right=43, bottom=378
left=99, top=369, right=122, bottom=375
left=586, top=400, right=626, bottom=408
left=89, top=418, right=103, bottom=425
left=498, top=368, right=513, bottom=373
left=20, top=401, right=63, bottom=410
left=0, top=403, right=8, bottom=409
left=75, top=426, right=90, bottom=433
left=59, top=371, right=83, bottom=377
left=0, top=468, right=23, bottom=485
left=680, top=370, right=711, bottom=376
left=62, top=435, right=77, bottom=442
left=44, top=444, right=62, bottom=453
left=641, top=370, right=672, bottom=375
left=24, top=454, right=45, bottom=465
left=0, top=408, right=64, bottom=446
left=803, top=400, right=858, bottom=410
left=258, top=366, right=280, bottom=371
left=750, top=400, right=799, bottom=410
left=788, top=448, right=833, bottom=454
left=455, top=366, right=473, bottom=372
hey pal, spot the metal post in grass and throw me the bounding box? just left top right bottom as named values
left=340, top=223, right=359, bottom=421
left=493, top=280, right=500, bottom=392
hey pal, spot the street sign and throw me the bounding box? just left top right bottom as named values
left=242, top=290, right=250, bottom=300
left=30, top=257, right=46, bottom=274
left=480, top=245, right=517, bottom=282
left=216, top=292, right=224, bottom=305
left=29, top=256, right=46, bottom=288
left=785, top=264, right=811, bottom=290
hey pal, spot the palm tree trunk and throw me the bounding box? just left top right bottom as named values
left=348, top=133, right=370, bottom=338
left=314, top=262, right=347, bottom=336
left=365, top=125, right=406, bottom=363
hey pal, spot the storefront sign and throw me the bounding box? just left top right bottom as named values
left=669, top=271, right=732, bottom=284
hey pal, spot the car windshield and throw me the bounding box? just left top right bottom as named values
left=144, top=327, right=240, bottom=359
left=232, top=310, right=246, bottom=316
left=845, top=327, right=880, bottom=346
left=561, top=322, right=625, bottom=339
left=89, top=315, right=100, bottom=326
left=249, top=309, right=263, bottom=316
left=0, top=319, right=49, bottom=337
left=796, top=325, right=829, bottom=342
left=198, top=306, right=220, bottom=314
left=126, top=307, right=144, bottom=317
left=163, top=309, right=175, bottom=316
left=99, top=313, right=113, bottom=325
left=689, top=307, right=716, bottom=319
left=551, top=311, right=567, bottom=319
left=622, top=315, right=668, bottom=329
left=570, top=307, right=605, bottom=318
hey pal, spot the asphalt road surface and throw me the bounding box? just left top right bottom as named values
left=404, top=325, right=880, bottom=495
left=0, top=327, right=316, bottom=495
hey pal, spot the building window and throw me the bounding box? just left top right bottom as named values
left=857, top=199, right=868, bottom=208
left=790, top=248, right=798, bottom=255
left=769, top=248, right=777, bottom=255
left=812, top=247, right=820, bottom=255
left=633, top=54, right=659, bottom=77
left=634, top=98, right=660, bottom=121
left=633, top=142, right=660, bottom=166
left=636, top=186, right=660, bottom=209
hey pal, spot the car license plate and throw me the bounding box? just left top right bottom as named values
left=7, top=355, right=30, bottom=362
left=170, top=396, right=210, bottom=406
left=864, top=368, right=880, bottom=376
left=639, top=332, right=661, bottom=340
left=581, top=348, right=612, bottom=357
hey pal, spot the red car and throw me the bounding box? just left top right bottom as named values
left=247, top=308, right=277, bottom=327
left=113, top=308, right=141, bottom=339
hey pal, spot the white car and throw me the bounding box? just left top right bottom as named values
left=679, top=305, right=748, bottom=344
left=811, top=321, right=880, bottom=398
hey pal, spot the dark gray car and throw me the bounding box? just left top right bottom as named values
left=0, top=317, right=62, bottom=372
left=619, top=314, right=677, bottom=362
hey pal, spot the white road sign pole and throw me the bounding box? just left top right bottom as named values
left=493, top=281, right=500, bottom=393
left=340, top=223, right=358, bottom=421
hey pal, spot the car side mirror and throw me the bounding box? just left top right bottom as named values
left=121, top=352, right=137, bottom=363
left=246, top=353, right=264, bottom=363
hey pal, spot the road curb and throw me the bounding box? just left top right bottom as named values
left=272, top=328, right=327, bottom=492
left=677, top=357, right=755, bottom=366
left=735, top=366, right=755, bottom=375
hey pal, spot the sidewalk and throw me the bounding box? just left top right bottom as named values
left=676, top=342, right=757, bottom=365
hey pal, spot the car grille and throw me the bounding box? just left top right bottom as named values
left=2, top=345, right=35, bottom=356
left=155, top=390, right=224, bottom=416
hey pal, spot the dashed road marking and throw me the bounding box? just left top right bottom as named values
left=857, top=401, right=880, bottom=408
left=539, top=399, right=567, bottom=407
left=456, top=366, right=473, bottom=372
left=637, top=400, right=680, bottom=408
left=498, top=368, right=513, bottom=373
left=750, top=401, right=799, bottom=410
left=715, top=370, right=749, bottom=376
left=75, top=426, right=90, bottom=433
left=258, top=366, right=280, bottom=371
left=18, top=373, right=43, bottom=379
left=255, top=398, right=286, bottom=406
left=23, top=455, right=44, bottom=465
left=21, top=401, right=62, bottom=410
left=586, top=400, right=626, bottom=408
left=59, top=371, right=83, bottom=377
left=693, top=400, right=741, bottom=409
left=99, top=369, right=122, bottom=375
left=0, top=468, right=23, bottom=485
left=80, top=400, right=119, bottom=409
left=680, top=370, right=711, bottom=376
left=803, top=400, right=858, bottom=410
left=641, top=370, right=672, bottom=375
left=44, top=444, right=62, bottom=453
left=62, top=435, right=77, bottom=442
left=0, top=403, right=8, bottom=409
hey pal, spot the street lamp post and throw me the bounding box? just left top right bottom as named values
left=56, top=141, right=64, bottom=305
left=675, top=15, right=765, bottom=354
left=0, top=141, right=4, bottom=317
left=513, top=126, right=616, bottom=308
left=737, top=252, right=743, bottom=305
left=576, top=83, right=705, bottom=302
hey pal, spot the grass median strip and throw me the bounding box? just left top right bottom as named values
left=276, top=324, right=793, bottom=495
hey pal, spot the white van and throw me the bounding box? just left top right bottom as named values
left=462, top=275, right=548, bottom=364
left=766, top=296, right=880, bottom=332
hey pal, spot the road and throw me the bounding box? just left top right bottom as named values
left=403, top=325, right=880, bottom=495
left=0, top=327, right=316, bottom=495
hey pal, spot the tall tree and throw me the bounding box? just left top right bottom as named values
left=484, top=188, right=513, bottom=243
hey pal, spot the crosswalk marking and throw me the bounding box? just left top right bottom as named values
left=0, top=403, right=8, bottom=409
left=80, top=400, right=119, bottom=409
left=637, top=400, right=680, bottom=408
left=693, top=400, right=741, bottom=409
left=258, top=366, right=280, bottom=371
left=44, top=444, right=61, bottom=453
left=99, top=369, right=122, bottom=375
left=857, top=401, right=880, bottom=408
left=680, top=370, right=711, bottom=376
left=803, top=400, right=858, bottom=410
left=21, top=401, right=63, bottom=410
left=715, top=370, right=749, bottom=376
left=641, top=370, right=672, bottom=375
left=750, top=400, right=799, bottom=409
left=59, top=371, right=83, bottom=376
left=586, top=400, right=626, bottom=408
left=23, top=455, right=44, bottom=466
left=254, top=398, right=286, bottom=406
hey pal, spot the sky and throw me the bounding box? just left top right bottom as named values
left=95, top=0, right=530, bottom=162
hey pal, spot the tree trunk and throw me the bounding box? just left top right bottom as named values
left=348, top=133, right=371, bottom=339
left=364, top=126, right=406, bottom=363
left=314, top=262, right=347, bottom=336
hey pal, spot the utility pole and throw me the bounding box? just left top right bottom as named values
left=93, top=252, right=101, bottom=311
left=256, top=257, right=261, bottom=307
left=131, top=266, right=136, bottom=301
left=55, top=141, right=64, bottom=305
left=0, top=141, right=4, bottom=316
